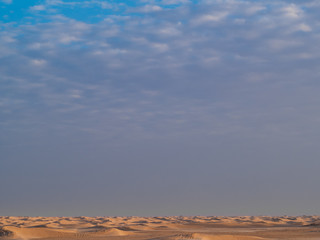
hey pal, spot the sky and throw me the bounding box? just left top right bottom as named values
left=1, top=0, right=320, bottom=217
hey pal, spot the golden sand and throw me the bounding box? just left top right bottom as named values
left=1, top=216, right=320, bottom=240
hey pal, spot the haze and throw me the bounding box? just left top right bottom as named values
left=1, top=0, right=320, bottom=217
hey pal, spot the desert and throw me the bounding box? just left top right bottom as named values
left=1, top=216, right=320, bottom=240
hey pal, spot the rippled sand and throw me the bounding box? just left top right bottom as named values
left=1, top=216, right=320, bottom=240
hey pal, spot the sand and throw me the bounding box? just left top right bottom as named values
left=1, top=216, right=320, bottom=240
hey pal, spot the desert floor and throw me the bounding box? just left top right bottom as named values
left=1, top=216, right=320, bottom=240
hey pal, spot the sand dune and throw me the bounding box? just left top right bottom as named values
left=3, top=226, right=76, bottom=239
left=95, top=228, right=135, bottom=236
left=1, top=216, right=320, bottom=240
left=164, top=233, right=264, bottom=240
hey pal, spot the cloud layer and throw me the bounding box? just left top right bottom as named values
left=1, top=0, right=320, bottom=216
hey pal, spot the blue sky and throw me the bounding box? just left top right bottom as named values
left=1, top=0, right=320, bottom=216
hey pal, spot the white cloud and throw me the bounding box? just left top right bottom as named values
left=37, top=0, right=113, bottom=10
left=69, top=90, right=82, bottom=99
left=160, top=0, right=190, bottom=5
left=1, top=0, right=12, bottom=4
left=192, top=12, right=228, bottom=25
left=98, top=2, right=112, bottom=9
left=2, top=0, right=320, bottom=150
left=202, top=56, right=220, bottom=65
left=281, top=4, right=303, bottom=19
left=245, top=5, right=266, bottom=15
left=44, top=0, right=75, bottom=6
left=233, top=18, right=246, bottom=25
left=245, top=73, right=270, bottom=83
left=152, top=43, right=169, bottom=52
left=0, top=35, right=16, bottom=43
left=291, top=23, right=312, bottom=32
left=31, top=59, right=46, bottom=66
left=290, top=53, right=314, bottom=60
left=267, top=39, right=301, bottom=50
left=135, top=5, right=162, bottom=13
left=30, top=5, right=46, bottom=11
left=158, top=26, right=180, bottom=36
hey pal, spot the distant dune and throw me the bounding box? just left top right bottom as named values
left=1, top=216, right=320, bottom=240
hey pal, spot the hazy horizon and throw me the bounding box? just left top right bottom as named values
left=1, top=0, right=320, bottom=217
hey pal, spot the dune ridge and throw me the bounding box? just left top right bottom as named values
left=1, top=216, right=320, bottom=240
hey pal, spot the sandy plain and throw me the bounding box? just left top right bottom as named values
left=1, top=216, right=320, bottom=240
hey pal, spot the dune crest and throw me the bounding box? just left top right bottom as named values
left=169, top=233, right=264, bottom=240
left=1, top=216, right=320, bottom=240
